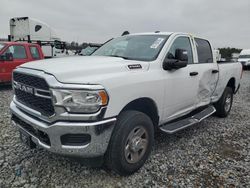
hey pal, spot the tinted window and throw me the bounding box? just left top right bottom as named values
left=195, top=38, right=213, bottom=63
left=30, top=46, right=40, bottom=59
left=35, top=25, right=42, bottom=32
left=93, top=35, right=169, bottom=61
left=4, top=45, right=27, bottom=59
left=167, top=36, right=193, bottom=64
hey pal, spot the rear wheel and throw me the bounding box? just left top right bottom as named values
left=214, top=87, right=233, bottom=117
left=105, top=110, right=154, bottom=176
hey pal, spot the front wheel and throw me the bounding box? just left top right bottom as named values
left=214, top=87, right=233, bottom=118
left=105, top=110, right=154, bottom=176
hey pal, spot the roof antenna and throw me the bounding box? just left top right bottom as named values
left=122, top=31, right=130, bottom=36
left=155, top=31, right=160, bottom=33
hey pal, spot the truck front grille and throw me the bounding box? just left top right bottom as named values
left=13, top=72, right=49, bottom=90
left=13, top=72, right=55, bottom=117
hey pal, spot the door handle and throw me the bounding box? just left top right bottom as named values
left=190, top=72, right=199, bottom=76
left=212, top=69, right=219, bottom=74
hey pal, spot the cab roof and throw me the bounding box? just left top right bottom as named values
left=129, top=32, right=174, bottom=36
left=128, top=32, right=198, bottom=37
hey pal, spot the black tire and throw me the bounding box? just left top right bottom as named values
left=105, top=110, right=154, bottom=176
left=214, top=87, right=233, bottom=118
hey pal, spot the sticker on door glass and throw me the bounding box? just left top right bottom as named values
left=150, top=38, right=165, bottom=49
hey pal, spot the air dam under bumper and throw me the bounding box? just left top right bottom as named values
left=10, top=101, right=116, bottom=157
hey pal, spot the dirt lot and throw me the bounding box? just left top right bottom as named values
left=0, top=71, right=249, bottom=188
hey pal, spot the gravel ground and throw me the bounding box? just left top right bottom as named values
left=0, top=71, right=249, bottom=188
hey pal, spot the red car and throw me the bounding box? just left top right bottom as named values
left=0, top=42, right=44, bottom=83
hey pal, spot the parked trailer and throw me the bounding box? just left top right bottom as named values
left=9, top=17, right=64, bottom=58
left=9, top=17, right=103, bottom=58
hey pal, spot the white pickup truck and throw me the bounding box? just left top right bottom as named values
left=10, top=32, right=242, bottom=175
left=238, top=49, right=250, bottom=69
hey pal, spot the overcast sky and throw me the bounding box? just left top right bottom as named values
left=0, top=0, right=249, bottom=49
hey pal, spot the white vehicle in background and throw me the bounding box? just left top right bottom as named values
left=9, top=17, right=60, bottom=42
left=238, top=49, right=250, bottom=69
left=8, top=17, right=104, bottom=58
left=53, top=49, right=75, bottom=58
left=9, top=17, right=67, bottom=58
left=231, top=53, right=240, bottom=62
left=214, top=49, right=221, bottom=61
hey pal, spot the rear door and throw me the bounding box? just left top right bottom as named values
left=29, top=45, right=43, bottom=60
left=194, top=38, right=219, bottom=107
left=1, top=44, right=29, bottom=81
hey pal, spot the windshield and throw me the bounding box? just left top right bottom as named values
left=239, top=55, right=250, bottom=59
left=0, top=43, right=6, bottom=51
left=92, top=35, right=169, bottom=61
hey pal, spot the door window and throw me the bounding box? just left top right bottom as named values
left=4, top=45, right=27, bottom=59
left=167, top=37, right=193, bottom=64
left=195, top=38, right=213, bottom=63
left=35, top=25, right=42, bottom=32
left=29, top=46, right=40, bottom=59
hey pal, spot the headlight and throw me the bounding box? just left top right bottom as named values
left=52, top=89, right=108, bottom=113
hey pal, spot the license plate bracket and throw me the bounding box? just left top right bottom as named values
left=19, top=129, right=36, bottom=149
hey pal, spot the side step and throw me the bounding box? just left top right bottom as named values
left=159, top=105, right=216, bottom=134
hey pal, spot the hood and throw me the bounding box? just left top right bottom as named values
left=20, top=56, right=149, bottom=84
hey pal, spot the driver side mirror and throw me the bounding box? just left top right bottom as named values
left=0, top=53, right=14, bottom=61
left=163, top=49, right=188, bottom=70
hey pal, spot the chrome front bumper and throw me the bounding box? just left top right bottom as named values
left=10, top=101, right=116, bottom=157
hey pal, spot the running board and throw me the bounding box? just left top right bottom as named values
left=159, top=106, right=216, bottom=134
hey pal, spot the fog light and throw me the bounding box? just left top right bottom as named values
left=61, top=134, right=91, bottom=146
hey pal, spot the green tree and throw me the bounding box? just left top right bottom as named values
left=218, top=47, right=242, bottom=61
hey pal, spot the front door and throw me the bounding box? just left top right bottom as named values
left=0, top=45, right=28, bottom=82
left=162, top=36, right=200, bottom=122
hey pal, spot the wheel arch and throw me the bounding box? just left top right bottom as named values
left=227, top=77, right=236, bottom=92
left=119, top=97, right=160, bottom=127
